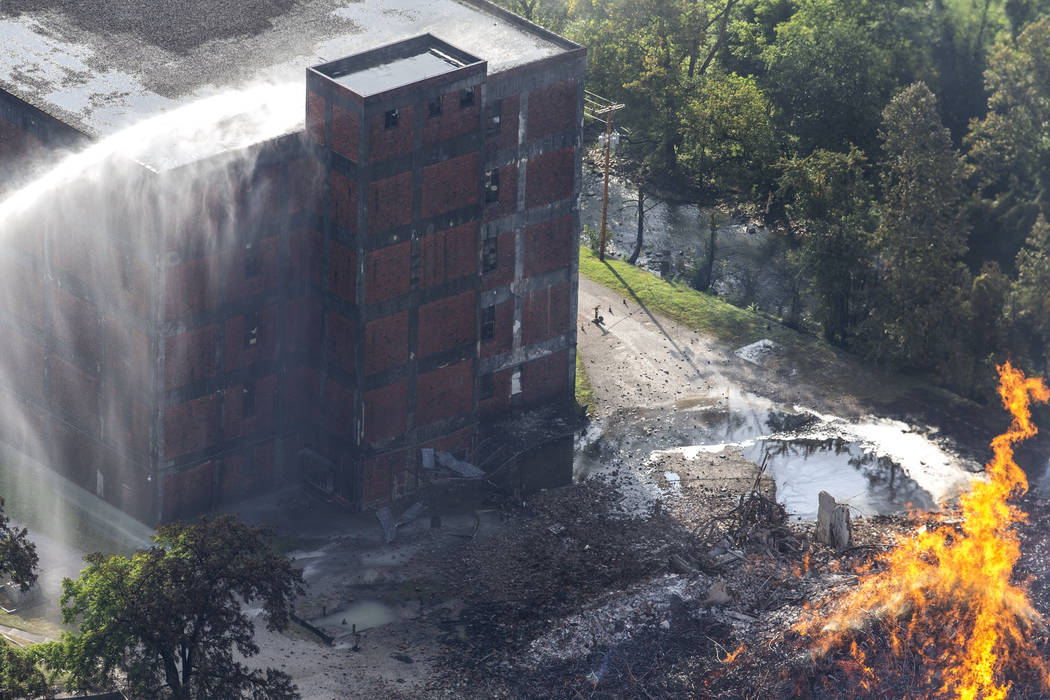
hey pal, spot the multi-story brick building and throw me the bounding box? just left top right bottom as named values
left=0, top=1, right=583, bottom=524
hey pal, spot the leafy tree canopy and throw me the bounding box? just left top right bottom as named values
left=49, top=515, right=305, bottom=700
left=0, top=499, right=38, bottom=592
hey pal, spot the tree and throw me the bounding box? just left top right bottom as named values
left=863, top=82, right=972, bottom=375
left=0, top=499, right=38, bottom=592
left=679, top=72, right=778, bottom=193
left=51, top=515, right=305, bottom=699
left=965, top=18, right=1050, bottom=269
left=777, top=146, right=874, bottom=343
left=1006, top=215, right=1050, bottom=375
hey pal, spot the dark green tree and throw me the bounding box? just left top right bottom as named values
left=965, top=18, right=1050, bottom=269
left=863, top=82, right=972, bottom=376
left=777, top=146, right=874, bottom=343
left=1006, top=215, right=1050, bottom=375
left=50, top=515, right=305, bottom=699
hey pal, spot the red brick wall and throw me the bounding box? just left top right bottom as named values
left=365, top=241, right=410, bottom=303
left=162, top=461, right=215, bottom=521
left=286, top=366, right=320, bottom=423
left=101, top=385, right=149, bottom=458
left=522, top=282, right=572, bottom=346
left=368, top=172, right=412, bottom=233
left=224, top=236, right=278, bottom=301
left=103, top=316, right=150, bottom=389
left=331, top=105, right=360, bottom=161
left=225, top=374, right=277, bottom=440
left=166, top=256, right=220, bottom=319
left=481, top=299, right=513, bottom=359
left=50, top=355, right=98, bottom=432
left=324, top=379, right=355, bottom=437
left=330, top=170, right=358, bottom=234
left=421, top=222, right=477, bottom=288
left=221, top=442, right=276, bottom=500
left=289, top=227, right=323, bottom=286
left=418, top=291, right=475, bottom=358
left=486, top=95, right=519, bottom=152
left=51, top=286, right=100, bottom=367
left=326, top=311, right=356, bottom=372
left=527, top=80, right=577, bottom=141
left=287, top=297, right=322, bottom=356
left=164, top=393, right=219, bottom=459
left=306, top=91, right=326, bottom=146
left=521, top=349, right=570, bottom=405
left=288, top=158, right=324, bottom=216
left=524, top=214, right=573, bottom=277
left=329, top=240, right=357, bottom=303
left=482, top=231, right=515, bottom=291
left=483, top=162, right=518, bottom=222
left=479, top=367, right=513, bottom=417
left=223, top=305, right=277, bottom=371
left=165, top=325, right=216, bottom=389
left=361, top=449, right=409, bottom=506
left=364, top=311, right=409, bottom=375
left=416, top=359, right=473, bottom=426
left=421, top=153, right=479, bottom=218
left=423, top=90, right=480, bottom=145
left=525, top=147, right=575, bottom=208
left=369, top=105, right=414, bottom=162
left=363, top=380, right=408, bottom=443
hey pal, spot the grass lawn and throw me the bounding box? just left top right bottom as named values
left=578, top=247, right=834, bottom=362
left=574, top=351, right=595, bottom=417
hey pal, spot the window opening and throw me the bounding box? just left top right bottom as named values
left=428, top=96, right=442, bottom=117
left=384, top=108, right=399, bottom=129
left=481, top=305, right=495, bottom=341
left=242, top=381, right=256, bottom=418
left=485, top=100, right=502, bottom=136
left=482, top=236, right=498, bottom=273
left=244, top=242, right=260, bottom=278
left=245, top=311, right=259, bottom=348
left=480, top=373, right=494, bottom=400
left=460, top=88, right=475, bottom=108
left=484, top=169, right=500, bottom=203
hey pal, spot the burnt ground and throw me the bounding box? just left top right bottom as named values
left=237, top=277, right=1050, bottom=698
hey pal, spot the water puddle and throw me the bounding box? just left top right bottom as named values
left=575, top=394, right=976, bottom=521
left=311, top=599, right=399, bottom=635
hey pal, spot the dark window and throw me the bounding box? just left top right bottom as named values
left=428, top=96, right=442, bottom=117
left=245, top=311, right=259, bottom=348
left=242, top=381, right=256, bottom=418
left=482, top=236, right=498, bottom=273
left=484, top=168, right=500, bottom=204
left=481, top=305, right=495, bottom=341
left=485, top=100, right=502, bottom=136
left=384, top=108, right=399, bottom=129
left=480, top=373, right=494, bottom=400
left=460, top=88, right=475, bottom=108
left=244, top=242, right=260, bottom=278
left=410, top=247, right=422, bottom=288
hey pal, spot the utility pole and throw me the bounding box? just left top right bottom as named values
left=596, top=102, right=623, bottom=262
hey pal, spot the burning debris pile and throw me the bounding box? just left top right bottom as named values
left=780, top=363, right=1050, bottom=698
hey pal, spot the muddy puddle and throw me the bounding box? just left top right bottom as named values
left=575, top=392, right=977, bottom=521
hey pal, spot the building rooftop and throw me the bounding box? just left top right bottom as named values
left=0, top=0, right=575, bottom=140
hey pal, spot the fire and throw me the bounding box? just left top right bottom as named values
left=799, top=363, right=1050, bottom=698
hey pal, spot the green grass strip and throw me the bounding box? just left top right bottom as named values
left=574, top=350, right=595, bottom=416
left=578, top=247, right=832, bottom=361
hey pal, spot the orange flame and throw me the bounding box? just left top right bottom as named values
left=800, top=363, right=1050, bottom=698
